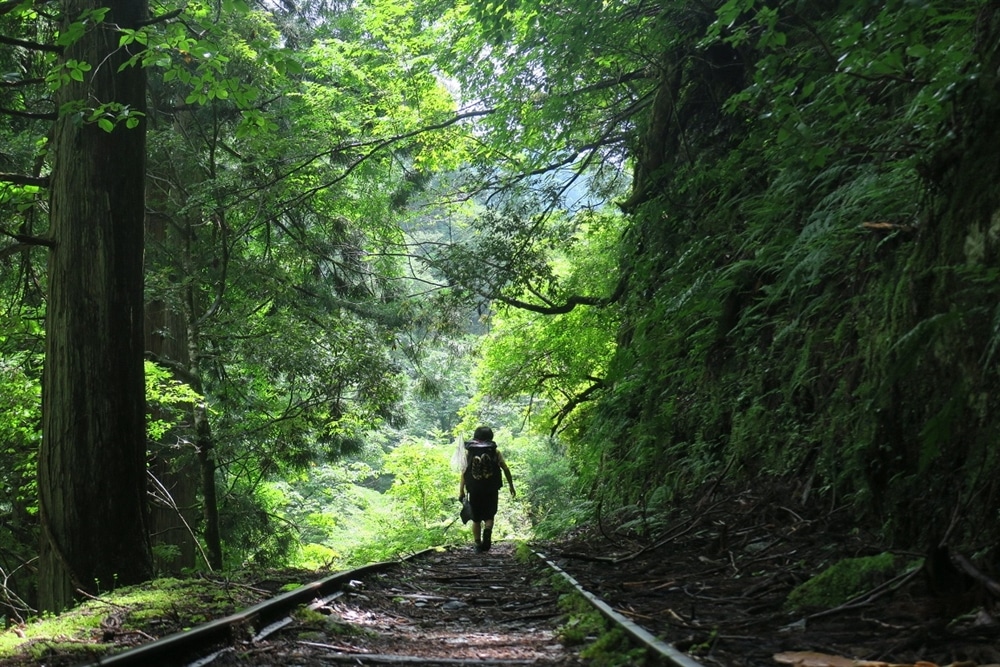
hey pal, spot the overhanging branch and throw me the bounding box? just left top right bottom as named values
left=0, top=172, right=49, bottom=187
left=0, top=34, right=60, bottom=53
left=496, top=293, right=611, bottom=315
left=0, top=77, right=44, bottom=88
left=271, top=107, right=496, bottom=212
left=493, top=268, right=628, bottom=315
left=0, top=107, right=57, bottom=121
left=0, top=229, right=55, bottom=259
left=551, top=376, right=607, bottom=436
left=1, top=230, right=54, bottom=247
left=137, top=7, right=183, bottom=26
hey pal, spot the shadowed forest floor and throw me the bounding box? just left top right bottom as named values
left=547, top=484, right=1000, bottom=667
left=4, top=485, right=1000, bottom=666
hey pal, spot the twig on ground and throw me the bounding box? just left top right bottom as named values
left=804, top=565, right=922, bottom=622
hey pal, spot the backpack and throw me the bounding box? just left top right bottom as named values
left=464, top=440, right=502, bottom=491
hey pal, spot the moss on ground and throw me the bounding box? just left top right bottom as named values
left=0, top=570, right=314, bottom=663
left=555, top=590, right=649, bottom=666
left=785, top=552, right=900, bottom=611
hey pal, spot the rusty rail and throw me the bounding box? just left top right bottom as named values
left=535, top=550, right=705, bottom=667
left=77, top=545, right=705, bottom=667
left=81, top=554, right=427, bottom=667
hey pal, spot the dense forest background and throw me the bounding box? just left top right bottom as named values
left=2, top=0, right=1000, bottom=618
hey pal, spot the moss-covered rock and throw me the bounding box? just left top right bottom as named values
left=785, top=552, right=899, bottom=611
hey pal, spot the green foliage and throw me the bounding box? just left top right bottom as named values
left=0, top=575, right=282, bottom=660
left=133, top=0, right=473, bottom=569
left=438, top=0, right=655, bottom=195
left=219, top=479, right=300, bottom=569
left=470, top=210, right=623, bottom=435
left=507, top=0, right=1000, bottom=550
left=513, top=541, right=533, bottom=562
left=0, top=350, right=41, bottom=619
left=277, top=462, right=391, bottom=569
left=3, top=0, right=994, bottom=594
left=501, top=433, right=588, bottom=537
left=785, top=553, right=902, bottom=611
left=580, top=628, right=647, bottom=667
left=556, top=591, right=606, bottom=645
left=383, top=439, right=455, bottom=528
left=145, top=361, right=200, bottom=441
left=355, top=433, right=531, bottom=558
left=556, top=590, right=646, bottom=666
left=258, top=426, right=571, bottom=568
left=0, top=353, right=40, bottom=494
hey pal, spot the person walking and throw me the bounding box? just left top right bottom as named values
left=457, top=426, right=515, bottom=552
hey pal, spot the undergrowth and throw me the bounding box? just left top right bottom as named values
left=555, top=585, right=649, bottom=666
left=570, top=0, right=1000, bottom=552
left=0, top=571, right=312, bottom=662
left=785, top=552, right=910, bottom=612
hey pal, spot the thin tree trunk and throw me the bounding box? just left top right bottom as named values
left=146, top=280, right=200, bottom=572
left=195, top=404, right=223, bottom=570
left=185, top=285, right=223, bottom=570
left=39, top=0, right=152, bottom=612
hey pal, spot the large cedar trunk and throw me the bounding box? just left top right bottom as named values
left=39, top=0, right=152, bottom=611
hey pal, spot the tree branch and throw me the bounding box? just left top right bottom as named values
left=144, top=352, right=200, bottom=387
left=137, top=7, right=182, bottom=26
left=0, top=107, right=57, bottom=121
left=551, top=377, right=607, bottom=435
left=0, top=77, right=44, bottom=88
left=1, top=230, right=54, bottom=247
left=571, top=69, right=652, bottom=96
left=0, top=34, right=60, bottom=53
left=236, top=108, right=496, bottom=215
left=495, top=292, right=610, bottom=315
left=493, top=267, right=628, bottom=315
left=1, top=243, right=33, bottom=260
left=0, top=229, right=54, bottom=259
left=0, top=173, right=49, bottom=187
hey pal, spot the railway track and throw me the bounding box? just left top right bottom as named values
left=80, top=542, right=705, bottom=667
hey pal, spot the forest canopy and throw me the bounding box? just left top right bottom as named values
left=2, top=0, right=1000, bottom=616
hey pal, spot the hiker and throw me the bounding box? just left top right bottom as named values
left=457, top=426, right=515, bottom=552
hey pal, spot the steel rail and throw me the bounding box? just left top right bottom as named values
left=77, top=545, right=705, bottom=667
left=535, top=550, right=705, bottom=667
left=81, top=548, right=437, bottom=667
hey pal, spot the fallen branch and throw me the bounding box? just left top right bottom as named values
left=298, top=640, right=371, bottom=655
left=803, top=564, right=922, bottom=622
left=147, top=470, right=214, bottom=572
left=306, top=647, right=536, bottom=665
left=950, top=550, right=1000, bottom=599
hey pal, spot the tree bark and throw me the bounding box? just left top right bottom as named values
left=38, top=0, right=152, bottom=611
left=185, top=279, right=223, bottom=570
left=195, top=400, right=223, bottom=570
left=145, top=270, right=201, bottom=573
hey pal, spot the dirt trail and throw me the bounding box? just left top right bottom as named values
left=208, top=542, right=589, bottom=665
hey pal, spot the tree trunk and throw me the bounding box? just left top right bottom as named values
left=146, top=284, right=200, bottom=573
left=38, top=0, right=152, bottom=611
left=195, top=402, right=223, bottom=570
left=184, top=283, right=223, bottom=570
